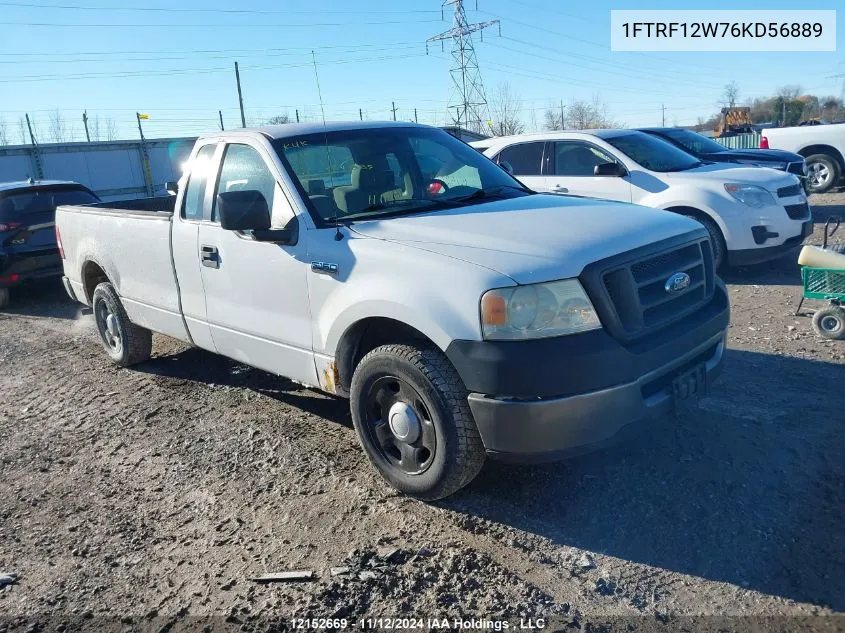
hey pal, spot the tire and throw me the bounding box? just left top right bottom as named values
left=812, top=304, right=845, bottom=341
left=350, top=343, right=485, bottom=500
left=683, top=213, right=727, bottom=269
left=0, top=288, right=9, bottom=310
left=804, top=154, right=841, bottom=194
left=92, top=282, right=152, bottom=366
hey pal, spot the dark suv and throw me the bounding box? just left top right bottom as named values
left=0, top=180, right=100, bottom=308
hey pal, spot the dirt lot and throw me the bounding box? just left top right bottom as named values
left=1, top=194, right=843, bottom=632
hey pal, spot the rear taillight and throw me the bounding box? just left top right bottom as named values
left=56, top=225, right=65, bottom=259
left=0, top=222, right=22, bottom=232
left=760, top=136, right=769, bottom=149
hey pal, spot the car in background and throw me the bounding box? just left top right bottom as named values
left=473, top=130, right=812, bottom=269
left=638, top=127, right=807, bottom=187
left=759, top=122, right=845, bottom=194
left=0, top=180, right=100, bottom=308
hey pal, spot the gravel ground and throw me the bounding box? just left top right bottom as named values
left=0, top=194, right=843, bottom=632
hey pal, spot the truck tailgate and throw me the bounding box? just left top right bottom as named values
left=57, top=201, right=189, bottom=341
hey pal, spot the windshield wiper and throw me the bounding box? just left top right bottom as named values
left=452, top=184, right=533, bottom=203
left=340, top=198, right=453, bottom=221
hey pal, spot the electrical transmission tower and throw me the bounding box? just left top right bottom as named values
left=427, top=0, right=499, bottom=134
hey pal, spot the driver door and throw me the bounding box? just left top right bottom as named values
left=196, top=141, right=317, bottom=386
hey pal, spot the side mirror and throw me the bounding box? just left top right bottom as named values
left=253, top=216, right=298, bottom=245
left=165, top=181, right=179, bottom=195
left=217, top=190, right=271, bottom=231
left=499, top=160, right=515, bottom=175
left=594, top=162, right=626, bottom=177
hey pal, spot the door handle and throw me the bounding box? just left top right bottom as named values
left=200, top=244, right=220, bottom=269
left=552, top=185, right=568, bottom=193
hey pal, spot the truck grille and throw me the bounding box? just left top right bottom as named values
left=784, top=202, right=810, bottom=220
left=777, top=183, right=802, bottom=198
left=581, top=234, right=716, bottom=342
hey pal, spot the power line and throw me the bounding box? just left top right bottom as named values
left=5, top=18, right=443, bottom=28
left=3, top=1, right=442, bottom=13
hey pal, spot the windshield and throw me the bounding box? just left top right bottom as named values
left=273, top=127, right=529, bottom=223
left=604, top=132, right=702, bottom=172
left=657, top=128, right=728, bottom=154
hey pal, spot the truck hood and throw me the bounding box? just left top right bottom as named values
left=349, top=194, right=702, bottom=284
left=701, top=148, right=803, bottom=164
left=663, top=162, right=798, bottom=190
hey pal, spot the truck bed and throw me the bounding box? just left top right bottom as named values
left=57, top=195, right=189, bottom=342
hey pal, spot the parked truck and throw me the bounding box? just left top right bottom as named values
left=56, top=121, right=730, bottom=499
left=761, top=122, right=845, bottom=193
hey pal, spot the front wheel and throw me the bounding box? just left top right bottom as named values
left=350, top=344, right=486, bottom=500
left=812, top=304, right=845, bottom=340
left=683, top=213, right=727, bottom=269
left=805, top=154, right=841, bottom=194
left=92, top=282, right=152, bottom=366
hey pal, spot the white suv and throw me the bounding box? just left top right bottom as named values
left=473, top=130, right=813, bottom=268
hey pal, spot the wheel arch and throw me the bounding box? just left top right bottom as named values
left=798, top=145, right=845, bottom=170
left=80, top=259, right=111, bottom=305
left=333, top=317, right=439, bottom=395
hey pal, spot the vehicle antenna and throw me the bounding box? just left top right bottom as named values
left=312, top=50, right=344, bottom=241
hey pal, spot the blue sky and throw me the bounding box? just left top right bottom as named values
left=0, top=0, right=842, bottom=142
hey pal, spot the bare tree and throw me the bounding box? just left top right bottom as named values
left=267, top=113, right=291, bottom=125
left=544, top=103, right=563, bottom=131
left=722, top=81, right=740, bottom=108
left=488, top=82, right=525, bottom=136
left=90, top=115, right=101, bottom=141
left=0, top=118, right=8, bottom=146
left=567, top=96, right=619, bottom=129
left=105, top=118, right=118, bottom=141
left=48, top=109, right=68, bottom=142
left=777, top=85, right=802, bottom=100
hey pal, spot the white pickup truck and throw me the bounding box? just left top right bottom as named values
left=760, top=122, right=845, bottom=194
left=56, top=121, right=729, bottom=499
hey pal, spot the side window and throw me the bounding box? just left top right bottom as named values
left=181, top=144, right=216, bottom=220
left=495, top=142, right=544, bottom=176
left=554, top=142, right=615, bottom=177
left=212, top=144, right=276, bottom=222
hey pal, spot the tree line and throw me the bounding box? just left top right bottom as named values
left=0, top=111, right=119, bottom=146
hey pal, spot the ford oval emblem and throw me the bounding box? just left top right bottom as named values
left=665, top=272, right=691, bottom=294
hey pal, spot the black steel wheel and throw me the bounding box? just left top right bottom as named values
left=350, top=344, right=485, bottom=500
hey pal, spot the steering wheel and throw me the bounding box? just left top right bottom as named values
left=427, top=179, right=450, bottom=196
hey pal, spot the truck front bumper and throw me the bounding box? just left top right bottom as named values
left=467, top=332, right=724, bottom=460
left=446, top=283, right=729, bottom=460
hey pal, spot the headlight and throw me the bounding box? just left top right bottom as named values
left=480, top=279, right=601, bottom=340
left=724, top=183, right=776, bottom=208
left=734, top=159, right=787, bottom=170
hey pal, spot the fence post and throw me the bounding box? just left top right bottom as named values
left=136, top=113, right=154, bottom=197
left=25, top=113, right=44, bottom=180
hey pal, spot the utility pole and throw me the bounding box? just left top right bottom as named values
left=25, top=113, right=44, bottom=180
left=560, top=100, right=565, bottom=130
left=218, top=110, right=224, bottom=131
left=414, top=108, right=418, bottom=123
left=295, top=109, right=300, bottom=123
left=359, top=108, right=363, bottom=121
left=782, top=98, right=787, bottom=126
left=662, top=104, right=666, bottom=126
left=427, top=0, right=500, bottom=134
left=391, top=101, right=398, bottom=121
left=136, top=112, right=154, bottom=197
left=82, top=110, right=91, bottom=142
left=234, top=61, right=246, bottom=128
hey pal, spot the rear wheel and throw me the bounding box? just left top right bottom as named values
left=805, top=154, right=840, bottom=194
left=92, top=282, right=152, bottom=366
left=0, top=288, right=9, bottom=309
left=812, top=304, right=845, bottom=340
left=350, top=344, right=485, bottom=500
